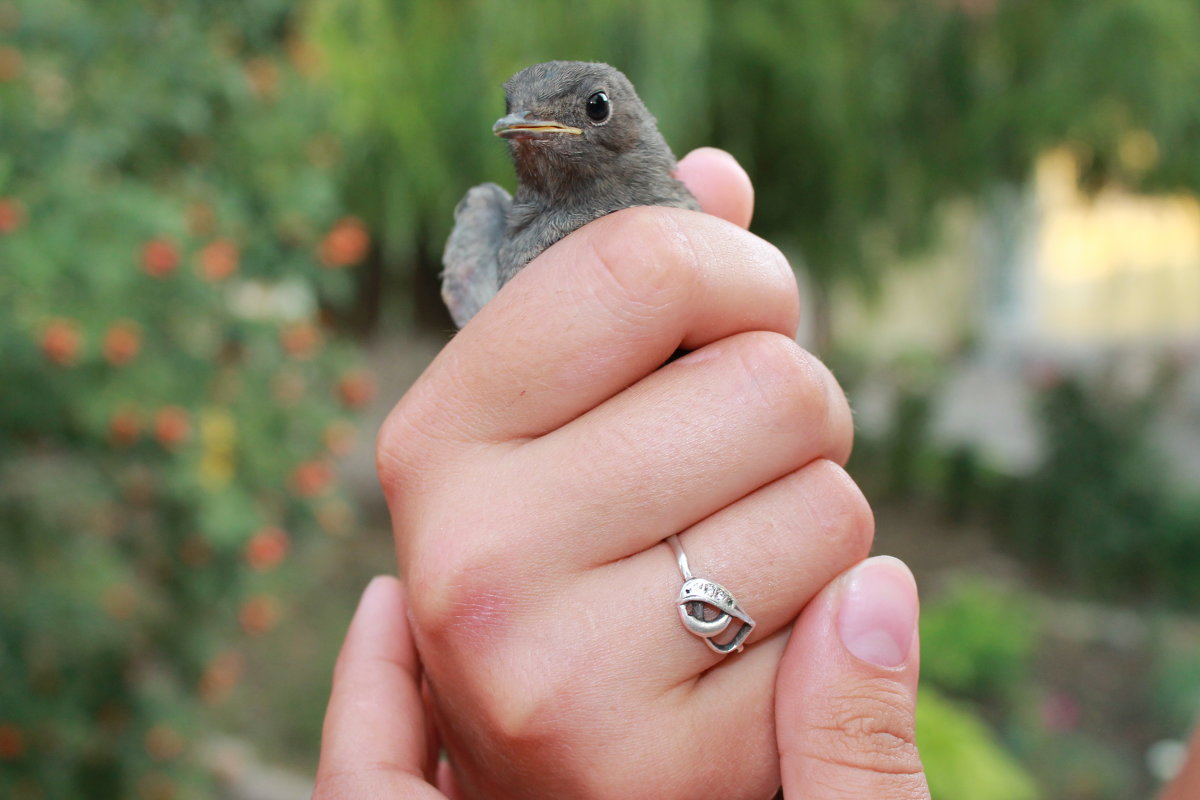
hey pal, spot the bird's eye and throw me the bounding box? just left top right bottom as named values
left=586, top=91, right=610, bottom=122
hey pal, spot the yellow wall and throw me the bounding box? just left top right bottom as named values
left=831, top=147, right=1200, bottom=357
left=1035, top=149, right=1200, bottom=344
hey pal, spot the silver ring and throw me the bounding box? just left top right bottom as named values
left=667, top=534, right=755, bottom=654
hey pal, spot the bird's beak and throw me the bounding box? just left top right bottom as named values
left=493, top=112, right=583, bottom=139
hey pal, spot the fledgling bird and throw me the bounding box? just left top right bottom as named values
left=441, top=61, right=700, bottom=327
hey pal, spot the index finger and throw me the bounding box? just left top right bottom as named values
left=676, top=147, right=755, bottom=230
left=381, top=207, right=798, bottom=470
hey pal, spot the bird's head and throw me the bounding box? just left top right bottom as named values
left=493, top=61, right=667, bottom=191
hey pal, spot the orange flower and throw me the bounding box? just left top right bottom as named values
left=290, top=460, right=333, bottom=497
left=197, top=238, right=239, bottom=282
left=336, top=369, right=376, bottom=409
left=141, top=238, right=180, bottom=277
left=154, top=406, right=192, bottom=449
left=0, top=724, right=25, bottom=760
left=239, top=595, right=280, bottom=635
left=0, top=46, right=21, bottom=82
left=319, top=216, right=369, bottom=268
left=103, top=320, right=141, bottom=366
left=109, top=408, right=141, bottom=447
left=244, top=526, right=289, bottom=571
left=0, top=197, right=24, bottom=233
left=40, top=318, right=82, bottom=366
left=280, top=321, right=321, bottom=359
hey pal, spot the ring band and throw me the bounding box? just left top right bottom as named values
left=667, top=534, right=755, bottom=654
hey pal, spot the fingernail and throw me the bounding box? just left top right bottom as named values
left=836, top=556, right=918, bottom=668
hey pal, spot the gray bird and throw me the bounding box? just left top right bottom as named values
left=441, top=61, right=700, bottom=327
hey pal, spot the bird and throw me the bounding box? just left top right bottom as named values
left=441, top=60, right=700, bottom=328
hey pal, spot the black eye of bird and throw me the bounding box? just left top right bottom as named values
left=585, top=91, right=610, bottom=122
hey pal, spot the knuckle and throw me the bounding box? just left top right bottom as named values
left=809, top=460, right=876, bottom=558
left=375, top=360, right=485, bottom=505
left=404, top=527, right=507, bottom=643
left=375, top=406, right=416, bottom=499
left=584, top=207, right=696, bottom=318
left=754, top=237, right=795, bottom=291
left=728, top=333, right=855, bottom=462
left=375, top=395, right=443, bottom=503
left=730, top=331, right=830, bottom=425
left=483, top=667, right=574, bottom=749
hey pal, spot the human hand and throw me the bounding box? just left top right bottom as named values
left=314, top=562, right=932, bottom=799
left=375, top=147, right=872, bottom=798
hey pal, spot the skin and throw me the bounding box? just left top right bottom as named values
left=359, top=146, right=896, bottom=799
left=316, top=149, right=1200, bottom=799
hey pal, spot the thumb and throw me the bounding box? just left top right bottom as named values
left=776, top=556, right=930, bottom=799
left=314, top=575, right=447, bottom=799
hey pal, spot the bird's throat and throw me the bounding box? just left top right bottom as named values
left=510, top=142, right=601, bottom=206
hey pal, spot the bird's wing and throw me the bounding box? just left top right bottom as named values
left=441, top=182, right=511, bottom=328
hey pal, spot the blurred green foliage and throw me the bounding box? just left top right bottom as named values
left=1016, top=726, right=1138, bottom=800
left=1003, top=373, right=1200, bottom=609
left=918, top=687, right=1040, bottom=800
left=1153, top=634, right=1200, bottom=737
left=0, top=0, right=371, bottom=796
left=921, top=579, right=1039, bottom=703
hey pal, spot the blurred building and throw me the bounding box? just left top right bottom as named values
left=835, top=145, right=1200, bottom=356
left=833, top=146, right=1200, bottom=479
left=1026, top=147, right=1200, bottom=350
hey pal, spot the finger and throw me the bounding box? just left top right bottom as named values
left=777, top=557, right=930, bottom=800
left=379, top=207, right=798, bottom=470
left=501, top=331, right=853, bottom=567
left=676, top=147, right=755, bottom=230
left=603, top=459, right=873, bottom=680
left=315, top=576, right=445, bottom=799
left=639, top=629, right=790, bottom=799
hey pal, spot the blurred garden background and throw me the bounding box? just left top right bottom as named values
left=2, top=1, right=1199, bottom=798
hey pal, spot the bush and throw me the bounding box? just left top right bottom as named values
left=921, top=578, right=1039, bottom=703
left=1002, top=374, right=1200, bottom=608
left=0, top=1, right=370, bottom=795
left=918, top=687, right=1040, bottom=800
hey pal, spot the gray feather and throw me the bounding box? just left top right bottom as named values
left=441, top=182, right=511, bottom=328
